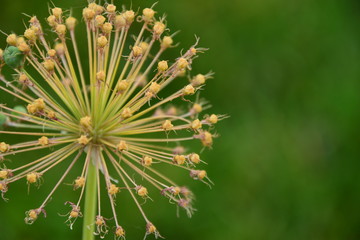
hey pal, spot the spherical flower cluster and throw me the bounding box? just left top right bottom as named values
left=0, top=1, right=226, bottom=239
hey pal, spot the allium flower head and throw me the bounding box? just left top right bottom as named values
left=0, top=1, right=226, bottom=239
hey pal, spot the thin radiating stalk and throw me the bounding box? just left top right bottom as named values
left=82, top=150, right=98, bottom=240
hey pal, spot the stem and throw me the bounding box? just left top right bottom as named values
left=82, top=152, right=98, bottom=240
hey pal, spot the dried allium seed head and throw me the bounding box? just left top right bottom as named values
left=0, top=2, right=224, bottom=236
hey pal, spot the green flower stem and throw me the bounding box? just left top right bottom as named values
left=82, top=159, right=97, bottom=240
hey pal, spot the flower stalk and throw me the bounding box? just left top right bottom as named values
left=82, top=153, right=98, bottom=240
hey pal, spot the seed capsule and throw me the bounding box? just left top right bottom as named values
left=191, top=119, right=202, bottom=130
left=208, top=114, right=218, bottom=124
left=162, top=120, right=173, bottom=131
left=142, top=156, right=153, bottom=166
left=6, top=34, right=17, bottom=46
left=173, top=155, right=186, bottom=165
left=157, top=61, right=168, bottom=72
left=143, top=8, right=155, bottom=22
left=177, top=58, right=188, bottom=70
left=66, top=17, right=77, bottom=30
left=121, top=108, right=133, bottom=119
left=137, top=186, right=148, bottom=197
left=189, top=153, right=200, bottom=164
left=161, top=36, right=173, bottom=49
left=38, top=136, right=49, bottom=146
left=74, top=177, right=85, bottom=189
left=77, top=135, right=90, bottom=145
left=0, top=142, right=10, bottom=153
left=108, top=184, right=119, bottom=195
left=117, top=140, right=128, bottom=151
left=153, top=21, right=165, bottom=36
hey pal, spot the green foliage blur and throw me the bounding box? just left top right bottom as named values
left=1, top=0, right=360, bottom=239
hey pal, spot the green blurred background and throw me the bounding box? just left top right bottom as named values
left=1, top=0, right=360, bottom=239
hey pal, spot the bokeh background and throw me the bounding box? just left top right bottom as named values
left=1, top=0, right=360, bottom=239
